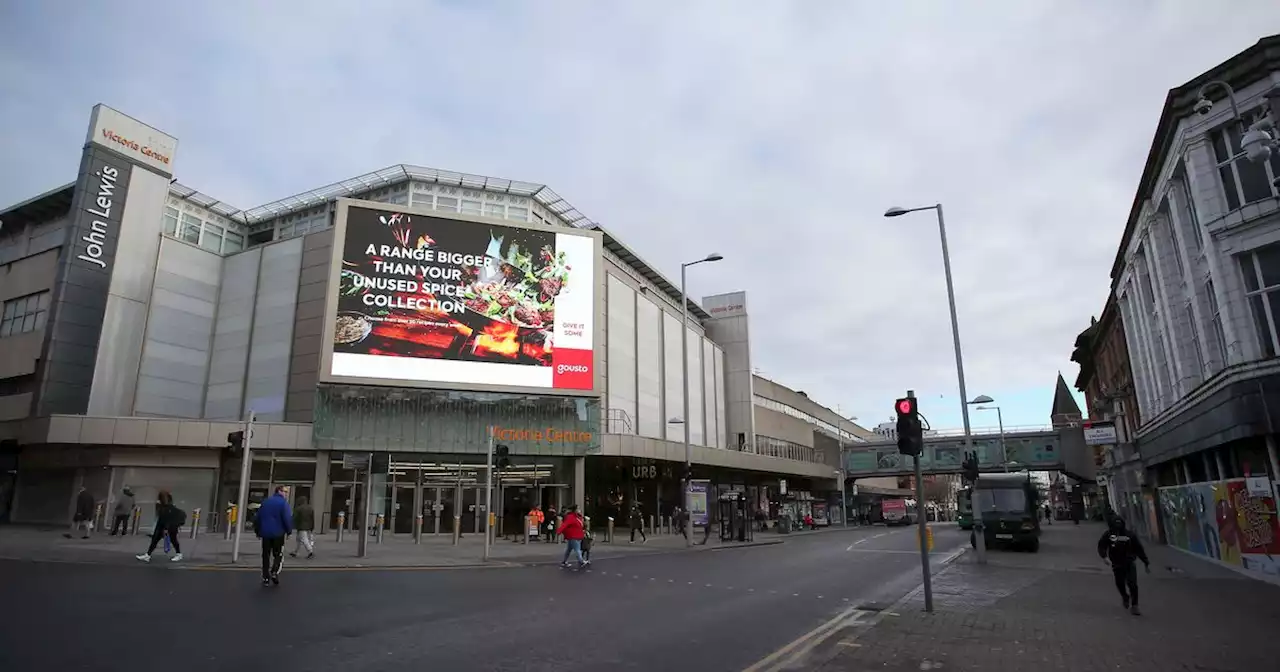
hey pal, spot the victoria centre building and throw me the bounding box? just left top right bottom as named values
left=0, top=105, right=884, bottom=535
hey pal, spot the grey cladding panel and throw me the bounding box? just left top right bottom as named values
left=246, top=238, right=302, bottom=421
left=203, top=248, right=261, bottom=420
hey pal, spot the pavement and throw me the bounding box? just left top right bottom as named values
left=0, top=522, right=969, bottom=672
left=0, top=522, right=845, bottom=568
left=798, top=521, right=1280, bottom=672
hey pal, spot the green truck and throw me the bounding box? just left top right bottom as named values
left=969, top=472, right=1041, bottom=552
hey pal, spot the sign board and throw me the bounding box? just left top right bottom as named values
left=702, top=291, right=748, bottom=319
left=1245, top=476, right=1272, bottom=498
left=321, top=199, right=603, bottom=395
left=342, top=453, right=370, bottom=471
left=87, top=104, right=178, bottom=175
left=1083, top=422, right=1118, bottom=446
left=687, top=479, right=710, bottom=527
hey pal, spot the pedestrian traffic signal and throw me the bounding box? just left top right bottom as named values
left=226, top=430, right=244, bottom=454
left=495, top=443, right=511, bottom=469
left=895, top=397, right=924, bottom=456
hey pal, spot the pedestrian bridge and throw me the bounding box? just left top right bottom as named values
left=843, top=428, right=1080, bottom=478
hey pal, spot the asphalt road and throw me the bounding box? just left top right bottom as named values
left=0, top=523, right=968, bottom=672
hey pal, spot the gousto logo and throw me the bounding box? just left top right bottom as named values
left=556, top=364, right=590, bottom=375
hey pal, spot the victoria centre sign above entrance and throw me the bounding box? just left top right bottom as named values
left=319, top=198, right=604, bottom=396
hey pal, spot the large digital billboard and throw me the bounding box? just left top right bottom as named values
left=320, top=199, right=602, bottom=394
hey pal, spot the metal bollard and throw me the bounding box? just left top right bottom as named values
left=189, top=508, right=201, bottom=539
left=375, top=514, right=385, bottom=544
left=606, top=517, right=614, bottom=543
left=223, top=505, right=236, bottom=540
left=664, top=516, right=672, bottom=534
left=452, top=516, right=461, bottom=546
left=336, top=511, right=346, bottom=543
left=92, top=503, right=104, bottom=535
left=523, top=516, right=532, bottom=545
left=648, top=514, right=655, bottom=535
left=414, top=514, right=423, bottom=544
left=132, top=507, right=142, bottom=535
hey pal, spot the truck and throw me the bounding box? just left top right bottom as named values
left=881, top=498, right=908, bottom=526
left=970, top=472, right=1041, bottom=552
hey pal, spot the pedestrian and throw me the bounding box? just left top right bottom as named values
left=544, top=505, right=558, bottom=543
left=581, top=517, right=594, bottom=563
left=1097, top=515, right=1150, bottom=615
left=135, top=491, right=185, bottom=563
left=110, top=488, right=135, bottom=536
left=66, top=487, right=96, bottom=539
left=556, top=504, right=588, bottom=568
left=629, top=502, right=647, bottom=544
left=255, top=486, right=293, bottom=586
left=290, top=495, right=315, bottom=560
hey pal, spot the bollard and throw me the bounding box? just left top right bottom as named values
left=414, top=514, right=423, bottom=544
left=93, top=503, right=104, bottom=535
left=606, top=517, right=614, bottom=543
left=336, top=511, right=346, bottom=543
left=375, top=514, right=385, bottom=544
left=452, top=516, right=461, bottom=546
left=189, top=508, right=201, bottom=539
left=648, top=514, right=655, bottom=535
left=132, top=507, right=142, bottom=535
left=665, top=516, right=672, bottom=535
left=524, top=515, right=533, bottom=545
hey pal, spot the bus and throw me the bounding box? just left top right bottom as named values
left=957, top=487, right=973, bottom=530
left=970, top=472, right=1041, bottom=552
left=881, top=498, right=909, bottom=526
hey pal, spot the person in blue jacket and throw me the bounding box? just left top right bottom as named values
left=255, top=486, right=294, bottom=586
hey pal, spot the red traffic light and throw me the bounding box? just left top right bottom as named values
left=896, top=398, right=915, bottom=415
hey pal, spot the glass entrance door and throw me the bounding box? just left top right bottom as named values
left=460, top=487, right=478, bottom=534
left=423, top=487, right=443, bottom=535
left=392, top=485, right=416, bottom=534
left=329, top=484, right=363, bottom=531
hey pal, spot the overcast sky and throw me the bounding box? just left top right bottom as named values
left=3, top=2, right=1279, bottom=432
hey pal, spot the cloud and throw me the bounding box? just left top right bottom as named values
left=2, top=1, right=1279, bottom=429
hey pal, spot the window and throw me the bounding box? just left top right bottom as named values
left=0, top=291, right=51, bottom=337
left=163, top=206, right=179, bottom=236
left=461, top=199, right=482, bottom=215
left=1211, top=112, right=1280, bottom=211
left=200, top=223, right=224, bottom=253
left=1239, top=244, right=1280, bottom=358
left=179, top=213, right=202, bottom=244
left=752, top=394, right=862, bottom=442
left=224, top=231, right=245, bottom=254
left=507, top=206, right=528, bottom=222
left=756, top=435, right=818, bottom=464
left=1186, top=303, right=1205, bottom=377
left=1205, top=279, right=1228, bottom=368
left=436, top=196, right=458, bottom=212
left=483, top=203, right=504, bottom=219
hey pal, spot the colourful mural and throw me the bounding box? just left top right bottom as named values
left=1158, top=478, right=1280, bottom=580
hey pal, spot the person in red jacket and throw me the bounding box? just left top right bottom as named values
left=556, top=504, right=589, bottom=568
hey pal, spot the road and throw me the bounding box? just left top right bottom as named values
left=0, top=523, right=967, bottom=672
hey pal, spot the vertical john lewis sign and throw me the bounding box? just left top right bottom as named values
left=75, top=160, right=125, bottom=270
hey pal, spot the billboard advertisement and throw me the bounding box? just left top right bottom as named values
left=320, top=199, right=602, bottom=395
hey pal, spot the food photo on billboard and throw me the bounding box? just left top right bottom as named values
left=325, top=200, right=598, bottom=392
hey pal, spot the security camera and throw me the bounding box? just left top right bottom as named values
left=1194, top=97, right=1213, bottom=116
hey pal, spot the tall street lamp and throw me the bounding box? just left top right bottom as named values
left=970, top=395, right=1007, bottom=472
left=680, top=253, right=723, bottom=547
left=884, top=205, right=974, bottom=463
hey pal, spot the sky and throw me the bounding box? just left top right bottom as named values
left=3, top=1, right=1280, bottom=433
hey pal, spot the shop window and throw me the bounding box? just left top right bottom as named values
left=179, top=213, right=202, bottom=244
left=163, top=206, right=179, bottom=236
left=224, top=231, right=245, bottom=254
left=1211, top=110, right=1280, bottom=211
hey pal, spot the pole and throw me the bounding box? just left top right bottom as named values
left=838, top=470, right=847, bottom=527
left=934, top=204, right=984, bottom=565
left=484, top=429, right=494, bottom=561
left=231, top=411, right=256, bottom=563
left=680, top=262, right=692, bottom=548
left=996, top=407, right=1008, bottom=472
left=907, top=390, right=933, bottom=613
left=358, top=453, right=373, bottom=558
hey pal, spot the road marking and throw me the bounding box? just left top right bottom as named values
left=740, top=606, right=867, bottom=672
left=845, top=538, right=869, bottom=551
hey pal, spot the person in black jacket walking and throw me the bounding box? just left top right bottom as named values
left=136, top=491, right=184, bottom=563
left=1097, top=515, right=1150, bottom=615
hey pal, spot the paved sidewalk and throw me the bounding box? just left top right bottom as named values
left=0, top=522, right=855, bottom=569
left=806, top=522, right=1280, bottom=671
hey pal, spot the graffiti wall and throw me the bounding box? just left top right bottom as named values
left=1158, top=478, right=1280, bottom=580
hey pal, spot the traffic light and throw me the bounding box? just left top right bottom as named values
left=495, top=444, right=511, bottom=469
left=895, top=397, right=924, bottom=456
left=226, top=430, right=244, bottom=454
left=961, top=451, right=980, bottom=482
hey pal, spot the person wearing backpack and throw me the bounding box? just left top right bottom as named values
left=136, top=490, right=184, bottom=563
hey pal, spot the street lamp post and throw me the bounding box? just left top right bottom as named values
left=974, top=404, right=1007, bottom=471
left=886, top=203, right=978, bottom=566
left=1195, top=80, right=1280, bottom=163
left=680, top=253, right=723, bottom=548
